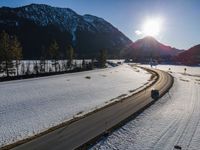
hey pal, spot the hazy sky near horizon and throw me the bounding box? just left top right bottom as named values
left=1, top=0, right=200, bottom=49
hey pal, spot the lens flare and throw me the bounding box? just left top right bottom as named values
left=142, top=18, right=163, bottom=37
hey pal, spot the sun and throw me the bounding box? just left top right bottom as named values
left=142, top=18, right=162, bottom=37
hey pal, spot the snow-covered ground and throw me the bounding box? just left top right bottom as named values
left=151, top=64, right=200, bottom=76
left=91, top=65, right=200, bottom=150
left=0, top=64, right=151, bottom=148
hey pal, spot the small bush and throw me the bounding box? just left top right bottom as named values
left=85, top=76, right=91, bottom=79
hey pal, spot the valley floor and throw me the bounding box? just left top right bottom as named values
left=91, top=65, right=200, bottom=150
left=0, top=64, right=150, bottom=148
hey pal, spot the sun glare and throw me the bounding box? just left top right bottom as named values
left=142, top=18, right=162, bottom=37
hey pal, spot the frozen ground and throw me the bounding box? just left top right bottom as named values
left=91, top=65, right=200, bottom=150
left=152, top=64, right=200, bottom=76
left=0, top=64, right=151, bottom=148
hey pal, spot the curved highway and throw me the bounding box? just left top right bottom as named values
left=9, top=67, right=173, bottom=150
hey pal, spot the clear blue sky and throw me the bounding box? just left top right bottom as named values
left=1, top=0, right=200, bottom=49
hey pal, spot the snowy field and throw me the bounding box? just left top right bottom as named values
left=91, top=65, right=200, bottom=150
left=150, top=64, right=200, bottom=76
left=0, top=64, right=151, bottom=148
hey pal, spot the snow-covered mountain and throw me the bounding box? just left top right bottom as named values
left=0, top=4, right=132, bottom=59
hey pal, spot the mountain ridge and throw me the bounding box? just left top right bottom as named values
left=1, top=3, right=194, bottom=63
left=122, top=36, right=183, bottom=62
left=0, top=4, right=132, bottom=59
left=176, top=44, right=200, bottom=65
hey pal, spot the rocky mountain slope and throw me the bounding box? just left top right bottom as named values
left=176, top=44, right=200, bottom=65
left=122, top=36, right=182, bottom=62
left=0, top=4, right=132, bottom=59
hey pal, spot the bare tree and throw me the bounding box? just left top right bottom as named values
left=10, top=35, right=22, bottom=76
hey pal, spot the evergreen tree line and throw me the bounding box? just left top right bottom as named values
left=0, top=31, right=22, bottom=77
left=0, top=31, right=107, bottom=79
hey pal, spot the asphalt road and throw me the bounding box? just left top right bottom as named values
left=11, top=67, right=173, bottom=150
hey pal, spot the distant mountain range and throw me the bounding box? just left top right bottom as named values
left=176, top=44, right=200, bottom=65
left=122, top=36, right=183, bottom=62
left=0, top=4, right=132, bottom=59
left=0, top=4, right=199, bottom=65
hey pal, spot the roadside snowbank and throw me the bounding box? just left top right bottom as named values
left=0, top=64, right=150, bottom=148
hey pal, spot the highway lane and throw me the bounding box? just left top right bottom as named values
left=10, top=67, right=173, bottom=150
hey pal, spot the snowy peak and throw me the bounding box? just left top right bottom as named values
left=19, top=3, right=78, bottom=18
left=1, top=4, right=120, bottom=37
left=137, top=36, right=157, bottom=42
left=83, top=14, right=104, bottom=22
left=133, top=36, right=159, bottom=49
left=132, top=36, right=181, bottom=56
left=0, top=3, right=126, bottom=35
left=83, top=14, right=116, bottom=32
left=0, top=4, right=132, bottom=59
left=122, top=36, right=182, bottom=62
left=15, top=4, right=80, bottom=30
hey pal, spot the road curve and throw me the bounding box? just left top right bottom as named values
left=9, top=67, right=173, bottom=150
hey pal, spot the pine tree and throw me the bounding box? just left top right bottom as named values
left=0, top=31, right=13, bottom=77
left=48, top=40, right=59, bottom=72
left=99, top=49, right=107, bottom=68
left=67, top=45, right=74, bottom=69
left=10, top=35, right=22, bottom=76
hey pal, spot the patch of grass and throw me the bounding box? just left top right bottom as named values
left=180, top=78, right=189, bottom=82
left=195, top=79, right=200, bottom=81
left=174, top=145, right=182, bottom=150
left=116, top=94, right=127, bottom=99
left=181, top=73, right=200, bottom=78
left=129, top=90, right=135, bottom=93
left=85, top=76, right=91, bottom=79
left=109, top=98, right=116, bottom=102
left=76, top=111, right=84, bottom=115
left=101, top=75, right=107, bottom=77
